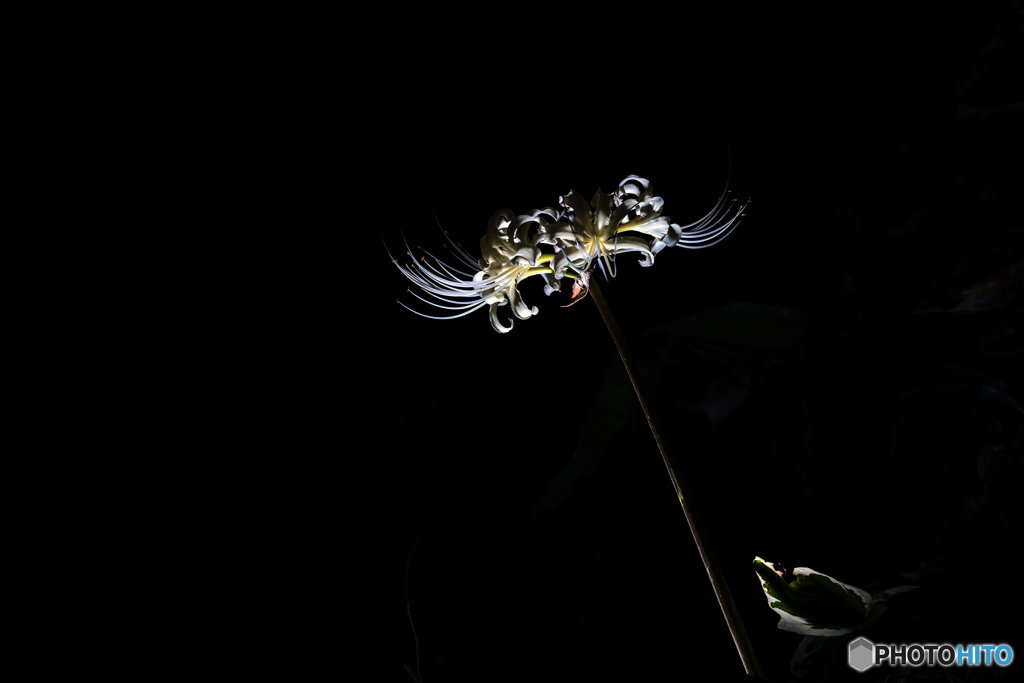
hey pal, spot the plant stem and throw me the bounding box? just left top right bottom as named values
left=589, top=278, right=763, bottom=679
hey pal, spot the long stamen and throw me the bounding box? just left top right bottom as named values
left=404, top=261, right=479, bottom=296
left=430, top=257, right=480, bottom=283
left=473, top=265, right=527, bottom=295
left=607, top=232, right=619, bottom=278
left=415, top=289, right=487, bottom=306
left=412, top=248, right=476, bottom=286
left=432, top=205, right=480, bottom=270
left=398, top=245, right=484, bottom=292
left=405, top=287, right=487, bottom=310
left=396, top=298, right=490, bottom=320
left=677, top=198, right=750, bottom=249
left=681, top=194, right=734, bottom=234
left=386, top=234, right=470, bottom=298
left=419, top=246, right=477, bottom=279
left=403, top=262, right=486, bottom=300
left=400, top=233, right=481, bottom=292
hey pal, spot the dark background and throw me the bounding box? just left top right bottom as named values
left=178, top=4, right=1022, bottom=681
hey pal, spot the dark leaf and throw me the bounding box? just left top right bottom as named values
left=656, top=303, right=811, bottom=350
left=533, top=346, right=665, bottom=516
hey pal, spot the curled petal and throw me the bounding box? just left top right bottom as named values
left=652, top=221, right=683, bottom=254
left=474, top=267, right=522, bottom=304
left=616, top=208, right=670, bottom=236
left=488, top=302, right=513, bottom=333
left=607, top=235, right=656, bottom=267
left=507, top=280, right=538, bottom=320
left=643, top=196, right=665, bottom=216
left=533, top=221, right=578, bottom=248
left=480, top=208, right=516, bottom=265
left=552, top=244, right=592, bottom=276
left=616, top=175, right=652, bottom=203
left=558, top=190, right=595, bottom=237
left=540, top=270, right=561, bottom=295
left=550, top=249, right=571, bottom=279
left=510, top=208, right=560, bottom=247
left=512, top=243, right=542, bottom=266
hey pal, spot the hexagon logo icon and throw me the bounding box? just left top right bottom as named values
left=848, top=637, right=874, bottom=672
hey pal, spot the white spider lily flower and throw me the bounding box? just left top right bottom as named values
left=610, top=175, right=675, bottom=255
left=504, top=206, right=568, bottom=297
left=551, top=186, right=656, bottom=279
left=387, top=165, right=749, bottom=333
left=475, top=208, right=545, bottom=332
left=614, top=172, right=749, bottom=253
left=385, top=209, right=558, bottom=333
left=545, top=172, right=748, bottom=280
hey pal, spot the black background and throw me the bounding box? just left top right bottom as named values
left=176, top=4, right=1022, bottom=681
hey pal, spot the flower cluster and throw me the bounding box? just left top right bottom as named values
left=387, top=174, right=748, bottom=333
